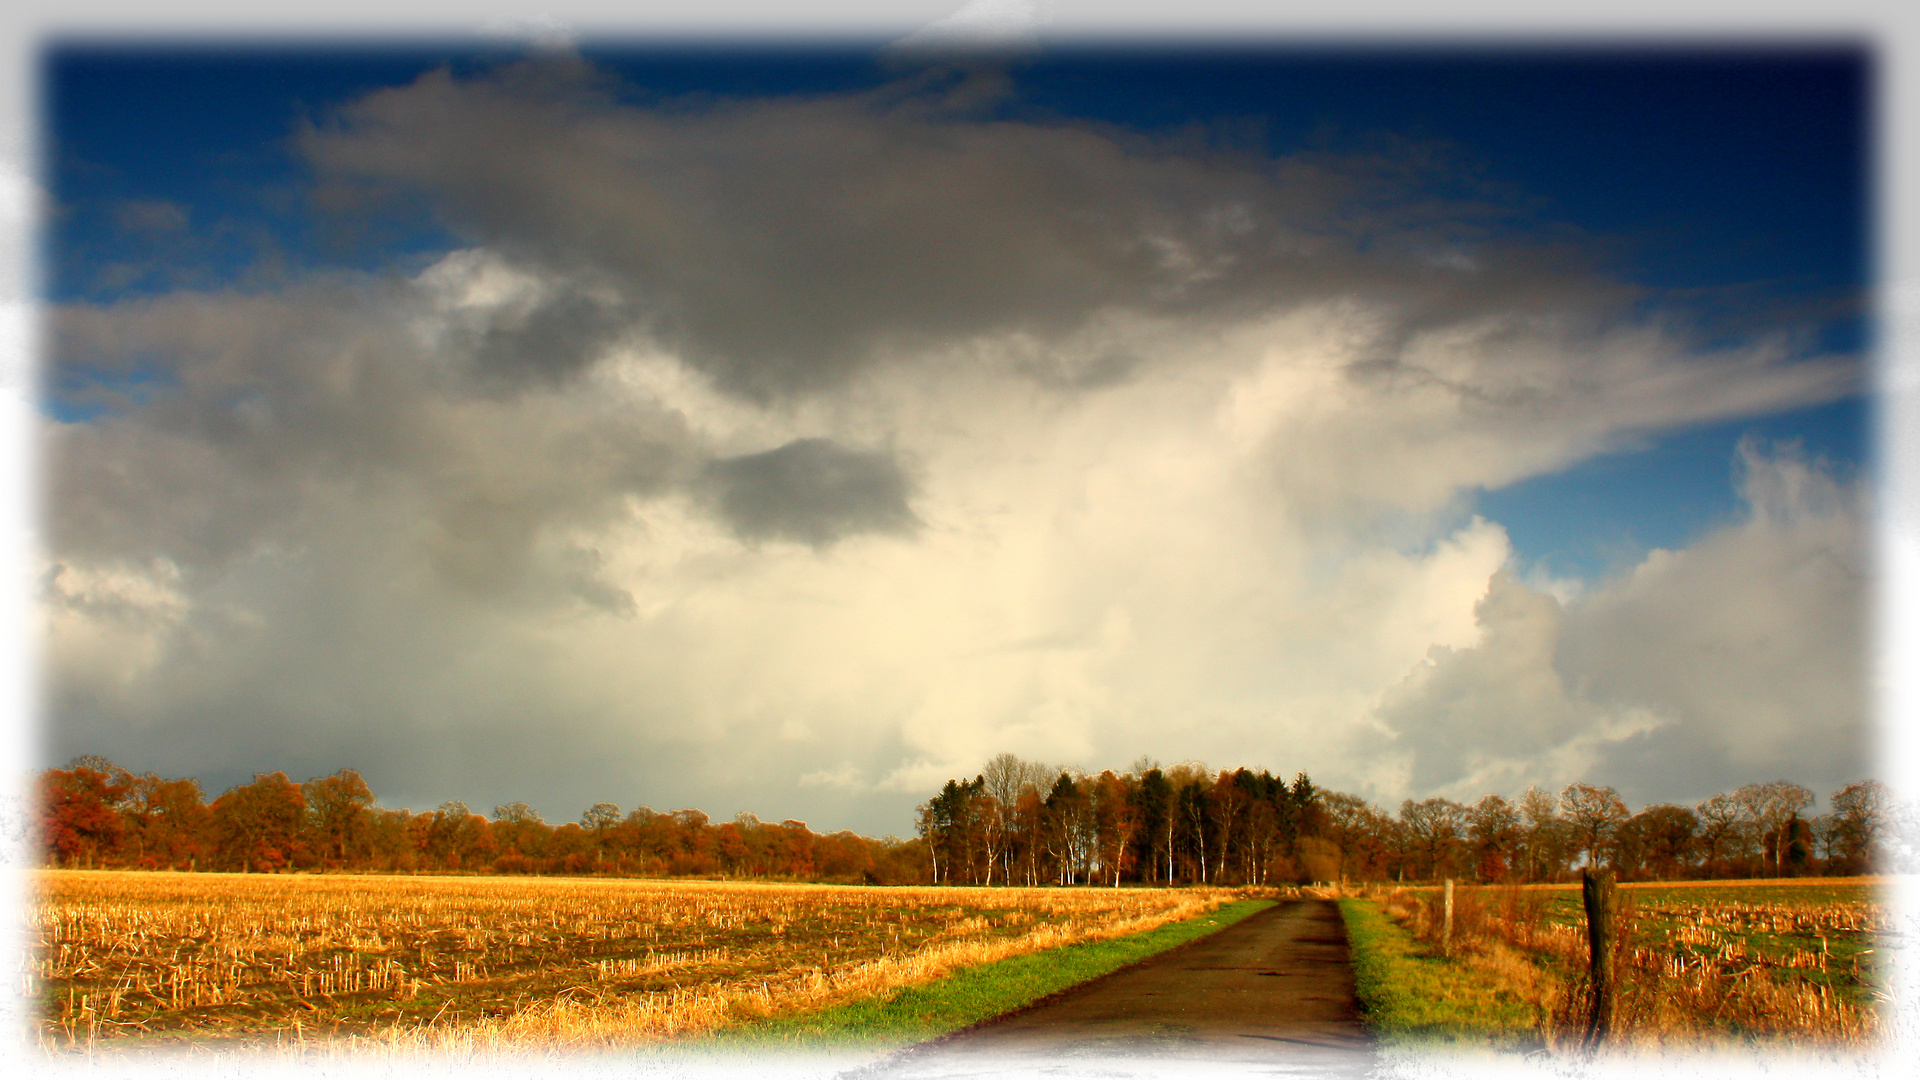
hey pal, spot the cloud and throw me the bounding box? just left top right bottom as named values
left=297, top=57, right=1787, bottom=406
left=38, top=59, right=1866, bottom=832
left=704, top=438, right=919, bottom=546
left=1370, top=567, right=1662, bottom=800
left=798, top=763, right=867, bottom=792
left=1368, top=441, right=1868, bottom=807
left=1563, top=438, right=1871, bottom=802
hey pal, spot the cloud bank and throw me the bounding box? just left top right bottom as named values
left=41, top=57, right=1865, bottom=831
left=1373, top=437, right=1868, bottom=806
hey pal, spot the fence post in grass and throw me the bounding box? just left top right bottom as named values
left=1442, top=878, right=1455, bottom=958
left=1582, top=868, right=1618, bottom=1049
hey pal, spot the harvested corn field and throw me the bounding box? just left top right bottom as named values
left=30, top=870, right=1228, bottom=1052
left=1372, top=877, right=1884, bottom=1049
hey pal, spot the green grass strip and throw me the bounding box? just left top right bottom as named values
left=1338, top=897, right=1543, bottom=1049
left=700, top=898, right=1273, bottom=1051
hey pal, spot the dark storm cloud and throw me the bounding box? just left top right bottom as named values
left=1014, top=348, right=1142, bottom=391
left=297, top=58, right=1620, bottom=402
left=46, top=277, right=695, bottom=602
left=705, top=438, right=919, bottom=547
left=467, top=285, right=640, bottom=389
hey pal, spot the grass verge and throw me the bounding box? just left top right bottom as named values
left=1339, top=896, right=1546, bottom=1050
left=698, top=897, right=1273, bottom=1051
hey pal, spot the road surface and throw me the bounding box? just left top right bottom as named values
left=849, top=898, right=1375, bottom=1079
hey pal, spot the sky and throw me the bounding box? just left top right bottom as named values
left=30, top=36, right=1878, bottom=837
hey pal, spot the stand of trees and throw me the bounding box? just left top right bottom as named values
left=914, top=755, right=1893, bottom=887
left=917, top=755, right=1327, bottom=887
left=37, top=753, right=1892, bottom=886
left=35, top=756, right=927, bottom=883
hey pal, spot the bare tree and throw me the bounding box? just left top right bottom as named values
left=1560, top=783, right=1630, bottom=870
left=580, top=802, right=622, bottom=830
left=1735, top=781, right=1813, bottom=875
left=1830, top=780, right=1887, bottom=872
left=1810, top=813, right=1844, bottom=866
left=493, top=801, right=542, bottom=824
left=1518, top=784, right=1564, bottom=881
left=1694, top=792, right=1745, bottom=873
left=978, top=754, right=1057, bottom=882
left=980, top=753, right=1056, bottom=807
left=1398, top=797, right=1465, bottom=880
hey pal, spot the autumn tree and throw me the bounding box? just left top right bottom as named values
left=1560, top=783, right=1630, bottom=869
left=363, top=806, right=416, bottom=870
left=815, top=830, right=876, bottom=881
left=210, top=772, right=307, bottom=872
left=1466, top=793, right=1523, bottom=881
left=715, top=820, right=751, bottom=873
left=1320, top=791, right=1393, bottom=882
left=123, top=773, right=210, bottom=870
left=1090, top=771, right=1136, bottom=886
left=1615, top=804, right=1699, bottom=880
left=490, top=801, right=549, bottom=868
left=969, top=786, right=1009, bottom=885
left=423, top=801, right=493, bottom=870
left=39, top=760, right=133, bottom=868
left=302, top=769, right=374, bottom=865
left=773, top=818, right=814, bottom=877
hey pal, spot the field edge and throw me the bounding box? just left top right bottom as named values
left=685, top=896, right=1276, bottom=1053
left=1338, top=896, right=1547, bottom=1051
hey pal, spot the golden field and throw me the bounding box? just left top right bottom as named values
left=30, top=869, right=1227, bottom=1052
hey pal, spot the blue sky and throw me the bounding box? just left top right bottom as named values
left=38, top=42, right=1873, bottom=829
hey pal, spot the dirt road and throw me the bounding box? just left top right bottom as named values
left=851, top=898, right=1374, bottom=1079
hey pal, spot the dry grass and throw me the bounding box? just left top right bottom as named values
left=31, top=869, right=1228, bottom=1053
left=1372, top=880, right=1882, bottom=1050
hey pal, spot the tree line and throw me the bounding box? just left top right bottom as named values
left=36, top=756, right=927, bottom=883
left=914, top=754, right=1891, bottom=886
left=37, top=752, right=1891, bottom=885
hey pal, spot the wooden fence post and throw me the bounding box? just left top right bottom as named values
left=1442, top=878, right=1455, bottom=958
left=1582, top=868, right=1618, bottom=1049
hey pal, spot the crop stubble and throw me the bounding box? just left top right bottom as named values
left=30, top=870, right=1227, bottom=1052
left=1381, top=877, right=1883, bottom=1047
